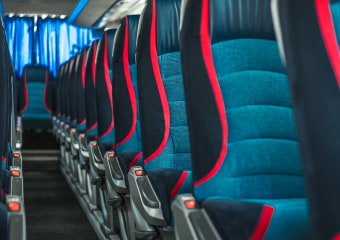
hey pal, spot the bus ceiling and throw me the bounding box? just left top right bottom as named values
left=1, top=0, right=146, bottom=30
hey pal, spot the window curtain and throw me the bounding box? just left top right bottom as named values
left=4, top=17, right=34, bottom=77
left=35, top=18, right=97, bottom=77
left=4, top=16, right=100, bottom=78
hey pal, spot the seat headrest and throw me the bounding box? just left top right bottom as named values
left=209, top=0, right=275, bottom=44
left=114, top=15, right=140, bottom=65
left=106, top=29, right=116, bottom=68
left=138, top=0, right=182, bottom=56
left=24, top=65, right=49, bottom=83
left=127, top=15, right=140, bottom=65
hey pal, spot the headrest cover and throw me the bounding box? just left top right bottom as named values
left=139, top=0, right=182, bottom=56
left=128, top=15, right=140, bottom=64
left=24, top=65, right=48, bottom=83
left=210, top=0, right=275, bottom=44
left=106, top=29, right=116, bottom=68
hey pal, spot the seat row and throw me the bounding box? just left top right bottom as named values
left=0, top=15, right=26, bottom=240
left=51, top=0, right=312, bottom=239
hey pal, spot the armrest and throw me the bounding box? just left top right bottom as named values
left=64, top=125, right=71, bottom=149
left=15, top=116, right=22, bottom=150
left=6, top=195, right=26, bottom=240
left=128, top=167, right=192, bottom=227
left=9, top=166, right=23, bottom=197
left=59, top=122, right=66, bottom=145
left=70, top=128, right=79, bottom=157
left=88, top=141, right=105, bottom=174
left=103, top=151, right=142, bottom=194
left=79, top=133, right=90, bottom=165
left=12, top=152, right=22, bottom=169
left=171, top=194, right=221, bottom=240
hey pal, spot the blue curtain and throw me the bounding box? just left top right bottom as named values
left=35, top=18, right=98, bottom=77
left=4, top=17, right=34, bottom=77
left=4, top=16, right=100, bottom=78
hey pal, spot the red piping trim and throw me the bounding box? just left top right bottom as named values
left=82, top=48, right=87, bottom=87
left=143, top=0, right=170, bottom=164
left=43, top=68, right=51, bottom=113
left=194, top=0, right=228, bottom=187
left=128, top=152, right=143, bottom=169
left=170, top=171, right=189, bottom=200
left=92, top=41, right=97, bottom=85
left=117, top=18, right=138, bottom=146
left=20, top=68, right=28, bottom=112
left=77, top=118, right=86, bottom=126
left=103, top=32, right=114, bottom=132
left=315, top=0, right=340, bottom=87
left=87, top=122, right=97, bottom=131
left=332, top=232, right=340, bottom=240
left=249, top=205, right=275, bottom=240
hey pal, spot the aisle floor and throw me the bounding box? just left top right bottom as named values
left=24, top=170, right=99, bottom=240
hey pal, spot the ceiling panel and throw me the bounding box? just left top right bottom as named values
left=73, top=0, right=117, bottom=28
left=3, top=0, right=78, bottom=15
left=1, top=0, right=145, bottom=29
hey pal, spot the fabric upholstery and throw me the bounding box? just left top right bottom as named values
left=21, top=65, right=51, bottom=129
left=85, top=41, right=98, bottom=141
left=96, top=30, right=116, bottom=153
left=180, top=0, right=309, bottom=239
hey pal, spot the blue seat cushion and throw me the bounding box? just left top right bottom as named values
left=195, top=39, right=305, bottom=202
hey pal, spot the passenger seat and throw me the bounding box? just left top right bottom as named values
left=172, top=0, right=310, bottom=239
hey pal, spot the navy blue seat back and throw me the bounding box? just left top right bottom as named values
left=95, top=30, right=116, bottom=153
left=75, top=48, right=88, bottom=133
left=58, top=63, right=68, bottom=123
left=275, top=0, right=340, bottom=238
left=136, top=0, right=191, bottom=171
left=44, top=74, right=56, bottom=116
left=113, top=15, right=142, bottom=156
left=64, top=58, right=75, bottom=126
left=69, top=55, right=80, bottom=128
left=85, top=41, right=99, bottom=142
left=21, top=65, right=51, bottom=129
left=55, top=63, right=65, bottom=122
left=0, top=16, right=9, bottom=240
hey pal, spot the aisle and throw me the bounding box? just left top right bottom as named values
left=24, top=170, right=98, bottom=240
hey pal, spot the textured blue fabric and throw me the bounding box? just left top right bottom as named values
left=22, top=82, right=49, bottom=119
left=144, top=52, right=191, bottom=171
left=76, top=122, right=86, bottom=132
left=195, top=39, right=304, bottom=201
left=116, top=64, right=142, bottom=153
left=262, top=199, right=309, bottom=240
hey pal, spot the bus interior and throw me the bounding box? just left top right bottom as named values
left=0, top=0, right=338, bottom=239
